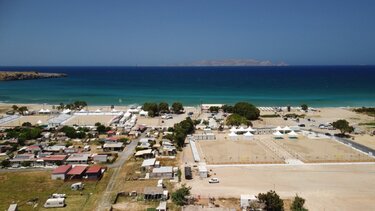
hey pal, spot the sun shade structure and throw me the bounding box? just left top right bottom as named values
left=230, top=126, right=237, bottom=132
left=273, top=131, right=283, bottom=136
left=229, top=132, right=238, bottom=136
left=244, top=131, right=254, bottom=136
left=288, top=130, right=298, bottom=138
left=274, top=126, right=282, bottom=131
left=282, top=126, right=291, bottom=131
left=246, top=126, right=256, bottom=132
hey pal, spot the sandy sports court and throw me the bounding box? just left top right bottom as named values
left=64, top=115, right=117, bottom=126
left=0, top=115, right=52, bottom=127
left=276, top=137, right=375, bottom=163
left=185, top=164, right=375, bottom=211
left=197, top=134, right=283, bottom=164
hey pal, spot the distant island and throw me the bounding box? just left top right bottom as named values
left=177, top=59, right=288, bottom=66
left=0, top=71, right=67, bottom=81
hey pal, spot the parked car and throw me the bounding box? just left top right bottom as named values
left=208, top=178, right=220, bottom=183
left=298, top=124, right=305, bottom=127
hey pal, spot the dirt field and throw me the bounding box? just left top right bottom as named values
left=0, top=115, right=52, bottom=127
left=64, top=115, right=117, bottom=126
left=185, top=164, right=375, bottom=211
left=351, top=134, right=375, bottom=150
left=277, top=137, right=375, bottom=163
left=197, top=135, right=283, bottom=164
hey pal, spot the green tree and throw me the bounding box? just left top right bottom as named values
left=12, top=105, right=19, bottom=111
left=61, top=126, right=78, bottom=138
left=233, top=102, right=260, bottom=120
left=226, top=114, right=249, bottom=126
left=18, top=106, right=28, bottom=115
left=257, top=190, right=284, bottom=211
left=221, top=104, right=234, bottom=113
left=209, top=106, right=220, bottom=113
left=1, top=159, right=10, bottom=167
left=22, top=122, right=32, bottom=127
left=96, top=125, right=107, bottom=134
left=159, top=102, right=169, bottom=113
left=301, top=104, right=308, bottom=112
left=171, top=185, right=191, bottom=206
left=143, top=102, right=159, bottom=117
left=291, top=195, right=308, bottom=211
left=332, top=119, right=354, bottom=135
left=172, top=102, right=184, bottom=114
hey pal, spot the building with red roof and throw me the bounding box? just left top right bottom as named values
left=51, top=164, right=72, bottom=180
left=85, top=165, right=103, bottom=180
left=67, top=166, right=87, bottom=179
left=43, top=155, right=68, bottom=166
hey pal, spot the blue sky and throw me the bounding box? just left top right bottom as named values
left=0, top=0, right=375, bottom=66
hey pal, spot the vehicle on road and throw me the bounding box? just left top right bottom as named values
left=208, top=178, right=220, bottom=183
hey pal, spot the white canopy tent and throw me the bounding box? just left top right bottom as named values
left=246, top=126, right=256, bottom=132
left=288, top=130, right=298, bottom=138
left=273, top=131, right=283, bottom=139
left=282, top=126, right=291, bottom=131
left=37, top=120, right=42, bottom=125
left=229, top=132, right=238, bottom=137
left=274, top=126, right=282, bottom=131
left=244, top=131, right=254, bottom=140
left=230, top=126, right=237, bottom=132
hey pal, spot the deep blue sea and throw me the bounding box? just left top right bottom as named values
left=0, top=66, right=374, bottom=107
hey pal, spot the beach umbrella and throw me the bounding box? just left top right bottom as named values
left=238, top=126, right=245, bottom=132
left=37, top=120, right=42, bottom=125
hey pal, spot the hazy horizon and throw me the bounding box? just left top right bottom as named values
left=1, top=0, right=375, bottom=66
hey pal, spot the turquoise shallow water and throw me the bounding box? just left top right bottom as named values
left=0, top=66, right=374, bottom=107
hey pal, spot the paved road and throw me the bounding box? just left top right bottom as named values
left=96, top=130, right=148, bottom=211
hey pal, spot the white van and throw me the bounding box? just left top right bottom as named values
left=44, top=198, right=65, bottom=208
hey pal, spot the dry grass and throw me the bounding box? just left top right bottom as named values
left=0, top=169, right=113, bottom=211
left=277, top=137, right=375, bottom=163
left=197, top=139, right=283, bottom=164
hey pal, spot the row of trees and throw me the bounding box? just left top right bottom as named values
left=11, top=105, right=29, bottom=115
left=250, top=190, right=308, bottom=211
left=56, top=101, right=87, bottom=111
left=170, top=186, right=307, bottom=211
left=142, top=102, right=184, bottom=117
left=4, top=126, right=42, bottom=146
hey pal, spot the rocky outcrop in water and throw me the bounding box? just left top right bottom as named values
left=0, top=71, right=67, bottom=81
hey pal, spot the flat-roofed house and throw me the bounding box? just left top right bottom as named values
left=10, top=154, right=35, bottom=167
left=51, top=164, right=72, bottom=180
left=103, top=142, right=124, bottom=151
left=93, top=154, right=108, bottom=163
left=141, top=158, right=156, bottom=171
left=67, top=166, right=87, bottom=179
left=135, top=149, right=154, bottom=159
left=150, top=166, right=174, bottom=179
left=66, top=154, right=90, bottom=164
left=144, top=187, right=164, bottom=200
left=85, top=165, right=103, bottom=180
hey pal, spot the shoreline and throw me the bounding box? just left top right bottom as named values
left=0, top=102, right=365, bottom=110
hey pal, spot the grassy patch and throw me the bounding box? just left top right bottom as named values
left=0, top=169, right=112, bottom=211
left=0, top=171, right=63, bottom=211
